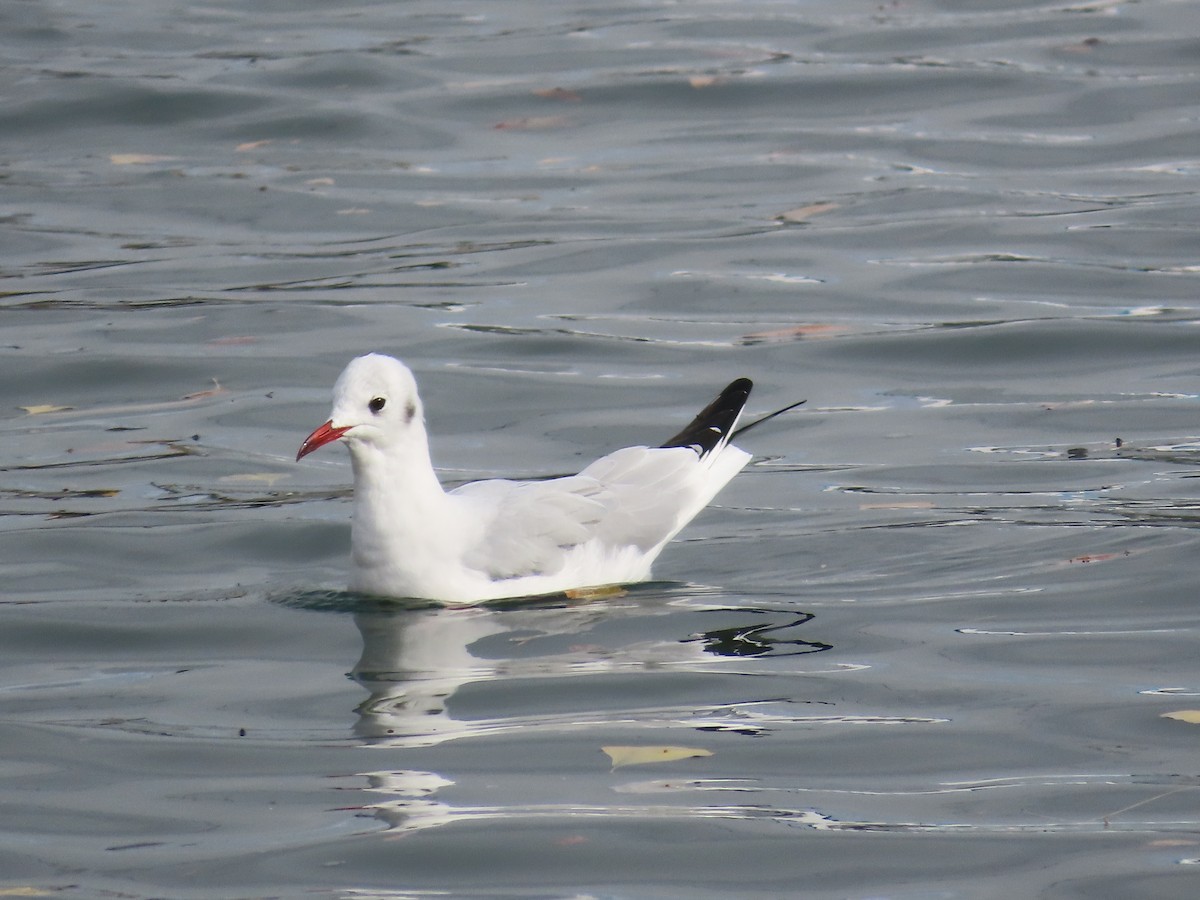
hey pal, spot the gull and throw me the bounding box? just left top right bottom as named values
left=297, top=353, right=801, bottom=604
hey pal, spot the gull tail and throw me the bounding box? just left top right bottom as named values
left=660, top=378, right=753, bottom=459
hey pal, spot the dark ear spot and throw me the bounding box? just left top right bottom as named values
left=404, top=400, right=416, bottom=424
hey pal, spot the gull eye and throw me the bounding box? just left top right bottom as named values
left=368, top=396, right=386, bottom=414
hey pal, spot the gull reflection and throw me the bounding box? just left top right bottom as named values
left=349, top=594, right=831, bottom=747
left=346, top=593, right=834, bottom=833
left=351, top=603, right=511, bottom=746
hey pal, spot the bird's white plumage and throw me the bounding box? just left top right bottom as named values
left=298, top=353, right=752, bottom=604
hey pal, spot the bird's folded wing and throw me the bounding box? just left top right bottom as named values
left=452, top=446, right=704, bottom=581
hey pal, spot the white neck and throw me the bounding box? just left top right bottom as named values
left=345, top=431, right=475, bottom=598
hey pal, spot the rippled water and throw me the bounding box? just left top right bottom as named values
left=3, top=1, right=1200, bottom=897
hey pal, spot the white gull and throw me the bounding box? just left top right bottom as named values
left=297, top=353, right=792, bottom=604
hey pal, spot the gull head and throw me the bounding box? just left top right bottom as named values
left=297, top=353, right=424, bottom=460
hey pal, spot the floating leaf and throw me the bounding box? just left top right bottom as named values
left=741, top=324, right=850, bottom=344
left=1161, top=710, right=1200, bottom=724
left=1060, top=37, right=1102, bottom=54
left=493, top=115, right=569, bottom=131
left=109, top=153, right=176, bottom=165
left=336, top=208, right=372, bottom=215
left=565, top=585, right=627, bottom=601
left=602, top=745, right=713, bottom=769
left=20, top=404, right=74, bottom=415
left=777, top=202, right=839, bottom=223
left=305, top=177, right=335, bottom=186
left=533, top=87, right=582, bottom=102
left=182, top=379, right=226, bottom=401
left=1066, top=553, right=1123, bottom=564
left=0, top=888, right=52, bottom=897
left=236, top=139, right=273, bottom=151
left=688, top=75, right=721, bottom=89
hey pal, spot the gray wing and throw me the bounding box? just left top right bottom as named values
left=450, top=446, right=705, bottom=581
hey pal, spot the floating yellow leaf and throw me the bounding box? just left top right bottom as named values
left=19, top=404, right=74, bottom=415
left=109, top=153, right=176, bottom=166
left=565, top=585, right=627, bottom=601
left=602, top=745, right=713, bottom=769
left=0, top=889, right=52, bottom=897
left=688, top=75, right=721, bottom=89
left=1161, top=710, right=1200, bottom=724
left=236, top=139, right=273, bottom=151
left=182, top=379, right=226, bottom=401
left=777, top=202, right=839, bottom=223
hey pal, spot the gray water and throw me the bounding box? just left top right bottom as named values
left=3, top=1, right=1200, bottom=897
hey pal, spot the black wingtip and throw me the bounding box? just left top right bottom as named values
left=660, top=378, right=753, bottom=457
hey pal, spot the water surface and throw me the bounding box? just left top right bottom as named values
left=3, top=1, right=1200, bottom=897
